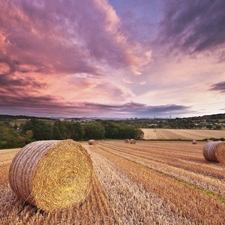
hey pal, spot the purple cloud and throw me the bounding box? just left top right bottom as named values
left=0, top=95, right=191, bottom=118
left=158, top=0, right=225, bottom=58
left=210, top=81, right=225, bottom=92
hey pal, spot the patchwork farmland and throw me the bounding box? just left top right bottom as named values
left=142, top=128, right=225, bottom=140
left=1, top=139, right=225, bottom=224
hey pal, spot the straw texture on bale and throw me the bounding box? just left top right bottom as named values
left=130, top=139, right=136, bottom=144
left=9, top=139, right=93, bottom=211
left=88, top=139, right=95, bottom=145
left=203, top=141, right=225, bottom=163
left=215, top=142, right=225, bottom=165
left=125, top=139, right=130, bottom=143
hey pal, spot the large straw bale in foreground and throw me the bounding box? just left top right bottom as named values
left=9, top=139, right=93, bottom=211
left=203, top=141, right=225, bottom=163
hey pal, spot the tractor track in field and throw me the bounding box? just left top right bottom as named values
left=90, top=143, right=225, bottom=224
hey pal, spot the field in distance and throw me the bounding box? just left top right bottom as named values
left=141, top=128, right=225, bottom=140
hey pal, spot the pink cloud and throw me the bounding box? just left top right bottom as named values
left=0, top=0, right=152, bottom=79
left=89, top=0, right=152, bottom=75
left=140, top=81, right=146, bottom=85
left=0, top=62, right=10, bottom=74
left=0, top=1, right=103, bottom=78
left=56, top=76, right=135, bottom=103
left=123, top=78, right=134, bottom=85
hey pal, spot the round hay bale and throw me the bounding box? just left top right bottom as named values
left=192, top=140, right=197, bottom=144
left=9, top=140, right=93, bottom=211
left=203, top=141, right=225, bottom=162
left=125, top=139, right=130, bottom=143
left=215, top=142, right=225, bottom=165
left=88, top=139, right=95, bottom=145
left=130, top=139, right=136, bottom=144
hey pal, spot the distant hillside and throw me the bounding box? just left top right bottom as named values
left=0, top=113, right=225, bottom=121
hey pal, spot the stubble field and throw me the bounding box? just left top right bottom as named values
left=141, top=128, right=225, bottom=140
left=0, top=140, right=225, bottom=224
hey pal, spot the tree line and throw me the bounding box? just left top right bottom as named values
left=0, top=119, right=144, bottom=149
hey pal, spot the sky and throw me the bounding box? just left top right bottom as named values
left=0, top=0, right=225, bottom=118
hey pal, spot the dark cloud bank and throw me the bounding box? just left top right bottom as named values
left=158, top=0, right=225, bottom=59
left=1, top=99, right=191, bottom=118
left=210, top=81, right=225, bottom=92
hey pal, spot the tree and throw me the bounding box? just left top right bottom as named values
left=22, top=118, right=53, bottom=140
left=13, top=123, right=18, bottom=130
left=70, top=122, right=85, bottom=140
left=53, top=121, right=85, bottom=140
left=53, top=125, right=62, bottom=140
left=135, top=128, right=144, bottom=139
left=55, top=121, right=68, bottom=139
left=84, top=122, right=105, bottom=139
left=111, top=127, right=119, bottom=138
left=25, top=130, right=33, bottom=143
left=101, top=121, right=144, bottom=139
left=0, top=122, right=25, bottom=148
left=120, top=125, right=138, bottom=139
left=103, top=121, right=120, bottom=139
left=215, top=125, right=222, bottom=130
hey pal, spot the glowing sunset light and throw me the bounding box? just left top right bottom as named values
left=0, top=0, right=225, bottom=118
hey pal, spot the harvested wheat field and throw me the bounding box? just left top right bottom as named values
left=142, top=128, right=225, bottom=140
left=1, top=140, right=225, bottom=224
left=0, top=148, right=21, bottom=185
left=0, top=145, right=117, bottom=225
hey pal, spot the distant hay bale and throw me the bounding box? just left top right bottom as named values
left=9, top=140, right=93, bottom=211
left=130, top=139, right=136, bottom=144
left=125, top=139, right=130, bottom=143
left=88, top=139, right=95, bottom=145
left=192, top=140, right=197, bottom=144
left=203, top=141, right=225, bottom=163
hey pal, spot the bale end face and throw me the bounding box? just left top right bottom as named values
left=203, top=141, right=225, bottom=163
left=9, top=139, right=93, bottom=211
left=215, top=142, right=225, bottom=165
